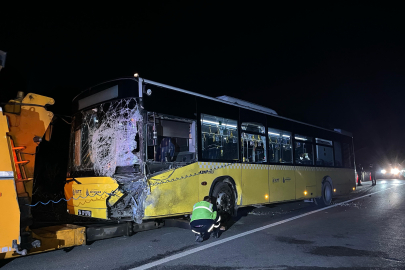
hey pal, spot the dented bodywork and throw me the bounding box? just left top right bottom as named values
left=65, top=88, right=200, bottom=223
left=66, top=98, right=149, bottom=223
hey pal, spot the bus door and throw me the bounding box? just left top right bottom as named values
left=269, top=165, right=296, bottom=202
left=268, top=129, right=295, bottom=202
left=293, top=136, right=317, bottom=199
left=240, top=132, right=269, bottom=205
left=241, top=163, right=269, bottom=205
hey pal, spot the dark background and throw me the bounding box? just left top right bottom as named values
left=1, top=2, right=404, bottom=169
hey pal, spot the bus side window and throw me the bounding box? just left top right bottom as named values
left=241, top=122, right=266, bottom=163
left=342, top=143, right=352, bottom=168
left=315, top=138, right=334, bottom=167
left=334, top=141, right=343, bottom=167
left=294, top=134, right=314, bottom=165
left=268, top=128, right=292, bottom=164
left=200, top=114, right=238, bottom=161
left=150, top=118, right=196, bottom=163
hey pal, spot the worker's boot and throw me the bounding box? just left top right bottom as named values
left=195, top=233, right=204, bottom=242
left=212, top=230, right=219, bottom=238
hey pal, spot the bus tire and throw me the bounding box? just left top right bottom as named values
left=212, top=182, right=234, bottom=219
left=314, top=181, right=333, bottom=207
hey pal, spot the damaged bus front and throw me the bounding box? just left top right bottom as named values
left=65, top=78, right=201, bottom=224
left=65, top=79, right=149, bottom=223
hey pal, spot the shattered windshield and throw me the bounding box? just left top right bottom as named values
left=69, top=98, right=143, bottom=177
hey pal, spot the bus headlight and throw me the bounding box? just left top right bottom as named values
left=381, top=169, right=386, bottom=174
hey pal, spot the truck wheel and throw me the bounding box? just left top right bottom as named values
left=315, top=181, right=333, bottom=207
left=212, top=182, right=234, bottom=218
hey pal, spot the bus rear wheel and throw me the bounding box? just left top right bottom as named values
left=314, top=181, right=332, bottom=207
left=212, top=182, right=234, bottom=218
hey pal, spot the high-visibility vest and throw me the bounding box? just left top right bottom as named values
left=190, top=201, right=217, bottom=222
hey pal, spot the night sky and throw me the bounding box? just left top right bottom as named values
left=1, top=2, right=405, bottom=167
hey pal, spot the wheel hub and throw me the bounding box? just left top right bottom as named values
left=216, top=192, right=231, bottom=212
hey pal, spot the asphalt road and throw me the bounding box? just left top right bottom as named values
left=1, top=179, right=405, bottom=270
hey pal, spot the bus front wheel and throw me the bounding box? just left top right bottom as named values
left=212, top=182, right=234, bottom=218
left=314, top=181, right=333, bottom=207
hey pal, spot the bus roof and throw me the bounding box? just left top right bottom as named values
left=216, top=95, right=278, bottom=115
left=142, top=78, right=351, bottom=138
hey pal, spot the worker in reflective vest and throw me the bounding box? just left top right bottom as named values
left=190, top=196, right=222, bottom=242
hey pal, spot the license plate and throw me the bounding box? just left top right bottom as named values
left=78, top=209, right=92, bottom=217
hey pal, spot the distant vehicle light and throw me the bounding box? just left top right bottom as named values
left=381, top=169, right=386, bottom=174
left=352, top=187, right=355, bottom=190
left=391, top=168, right=399, bottom=175
left=304, top=191, right=307, bottom=195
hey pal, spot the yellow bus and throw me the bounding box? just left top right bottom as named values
left=65, top=77, right=356, bottom=224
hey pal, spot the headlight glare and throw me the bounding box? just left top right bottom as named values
left=391, top=168, right=399, bottom=174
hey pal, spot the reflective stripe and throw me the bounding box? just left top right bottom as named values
left=192, top=230, right=200, bottom=234
left=207, top=224, right=215, bottom=232
left=193, top=206, right=212, bottom=212
left=0, top=171, right=13, bottom=178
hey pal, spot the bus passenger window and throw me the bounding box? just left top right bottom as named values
left=201, top=114, right=238, bottom=161
left=242, top=122, right=266, bottom=163
left=294, top=134, right=314, bottom=165
left=148, top=118, right=196, bottom=163
left=268, top=128, right=292, bottom=164
left=342, top=143, right=352, bottom=168
left=241, top=133, right=266, bottom=163
left=241, top=122, right=265, bottom=134
left=315, top=138, right=334, bottom=167
left=334, top=141, right=343, bottom=167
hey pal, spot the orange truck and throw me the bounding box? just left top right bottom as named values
left=0, top=92, right=85, bottom=259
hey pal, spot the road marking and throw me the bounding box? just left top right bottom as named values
left=132, top=184, right=404, bottom=270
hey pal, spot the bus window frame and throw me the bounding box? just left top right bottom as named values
left=146, top=112, right=197, bottom=163
left=293, top=134, right=315, bottom=166
left=342, top=141, right=354, bottom=169
left=198, top=112, right=240, bottom=163
left=241, top=130, right=267, bottom=164
left=333, top=140, right=344, bottom=168
left=240, top=110, right=267, bottom=164
left=267, top=115, right=294, bottom=166
left=314, top=142, right=334, bottom=167
left=267, top=128, right=293, bottom=165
